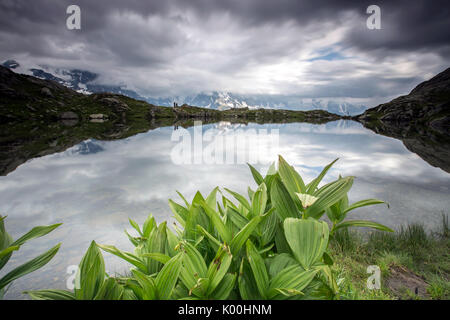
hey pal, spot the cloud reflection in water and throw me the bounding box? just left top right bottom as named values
left=0, top=120, right=448, bottom=299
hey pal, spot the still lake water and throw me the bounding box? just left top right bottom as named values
left=1, top=120, right=449, bottom=299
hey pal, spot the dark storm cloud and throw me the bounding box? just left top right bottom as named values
left=0, top=0, right=448, bottom=98
left=343, top=0, right=450, bottom=58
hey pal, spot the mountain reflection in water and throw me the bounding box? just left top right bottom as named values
left=0, top=120, right=449, bottom=299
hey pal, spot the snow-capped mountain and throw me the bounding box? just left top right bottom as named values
left=1, top=60, right=148, bottom=99
left=2, top=60, right=367, bottom=115
left=146, top=92, right=367, bottom=115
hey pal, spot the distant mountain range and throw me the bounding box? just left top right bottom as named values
left=1, top=59, right=367, bottom=115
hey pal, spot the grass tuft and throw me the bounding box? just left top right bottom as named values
left=329, top=216, right=449, bottom=300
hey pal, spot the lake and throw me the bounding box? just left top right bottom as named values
left=1, top=120, right=449, bottom=299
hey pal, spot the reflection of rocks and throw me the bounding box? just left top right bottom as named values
left=90, top=118, right=107, bottom=123
left=59, top=111, right=78, bottom=119
left=363, top=119, right=450, bottom=173
left=89, top=113, right=108, bottom=123
left=89, top=113, right=108, bottom=119
left=72, top=140, right=104, bottom=155
left=357, top=68, right=450, bottom=173
left=60, top=119, right=78, bottom=126
left=59, top=112, right=79, bottom=126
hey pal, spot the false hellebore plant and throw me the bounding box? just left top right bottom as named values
left=0, top=216, right=61, bottom=299
left=25, top=155, right=392, bottom=300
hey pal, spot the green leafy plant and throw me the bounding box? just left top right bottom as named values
left=261, top=156, right=393, bottom=234
left=25, top=241, right=131, bottom=300
left=0, top=215, right=61, bottom=299
left=26, top=155, right=393, bottom=300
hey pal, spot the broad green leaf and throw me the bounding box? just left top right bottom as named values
left=179, top=241, right=208, bottom=296
left=156, top=253, right=183, bottom=299
left=0, top=243, right=60, bottom=290
left=25, top=289, right=75, bottom=300
left=274, top=222, right=290, bottom=254
left=206, top=187, right=219, bottom=209
left=238, top=259, right=260, bottom=300
left=142, top=252, right=171, bottom=264
left=342, top=199, right=387, bottom=214
left=206, top=244, right=232, bottom=295
left=258, top=243, right=274, bottom=255
left=131, top=269, right=157, bottom=300
left=176, top=191, right=190, bottom=207
left=274, top=288, right=304, bottom=298
left=246, top=240, right=269, bottom=299
left=94, top=277, right=124, bottom=300
left=230, top=214, right=263, bottom=255
left=168, top=200, right=189, bottom=227
left=251, top=183, right=267, bottom=216
left=75, top=241, right=105, bottom=300
left=201, top=200, right=232, bottom=243
left=129, top=218, right=142, bottom=236
left=211, top=273, right=236, bottom=300
left=97, top=244, right=147, bottom=273
left=247, top=163, right=264, bottom=185
left=187, top=277, right=210, bottom=297
left=266, top=162, right=277, bottom=176
left=222, top=195, right=238, bottom=211
left=124, top=230, right=139, bottom=247
left=325, top=201, right=342, bottom=224
left=11, top=223, right=62, bottom=247
left=278, top=155, right=306, bottom=195
left=196, top=225, right=221, bottom=252
left=142, top=215, right=156, bottom=237
left=247, top=187, right=255, bottom=201
left=1, top=218, right=60, bottom=270
left=144, top=222, right=168, bottom=274
left=283, top=218, right=329, bottom=269
left=121, top=288, right=139, bottom=300
left=0, top=216, right=12, bottom=251
left=0, top=245, right=19, bottom=259
left=333, top=220, right=394, bottom=233
left=166, top=227, right=180, bottom=257
left=266, top=253, right=298, bottom=278
left=226, top=206, right=250, bottom=230
left=306, top=177, right=354, bottom=219
left=267, top=266, right=318, bottom=299
left=224, top=188, right=251, bottom=212
left=259, top=207, right=277, bottom=244
left=191, top=191, right=206, bottom=207
left=271, top=176, right=299, bottom=220
left=306, top=158, right=338, bottom=194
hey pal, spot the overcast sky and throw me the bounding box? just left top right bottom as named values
left=0, top=0, right=449, bottom=101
